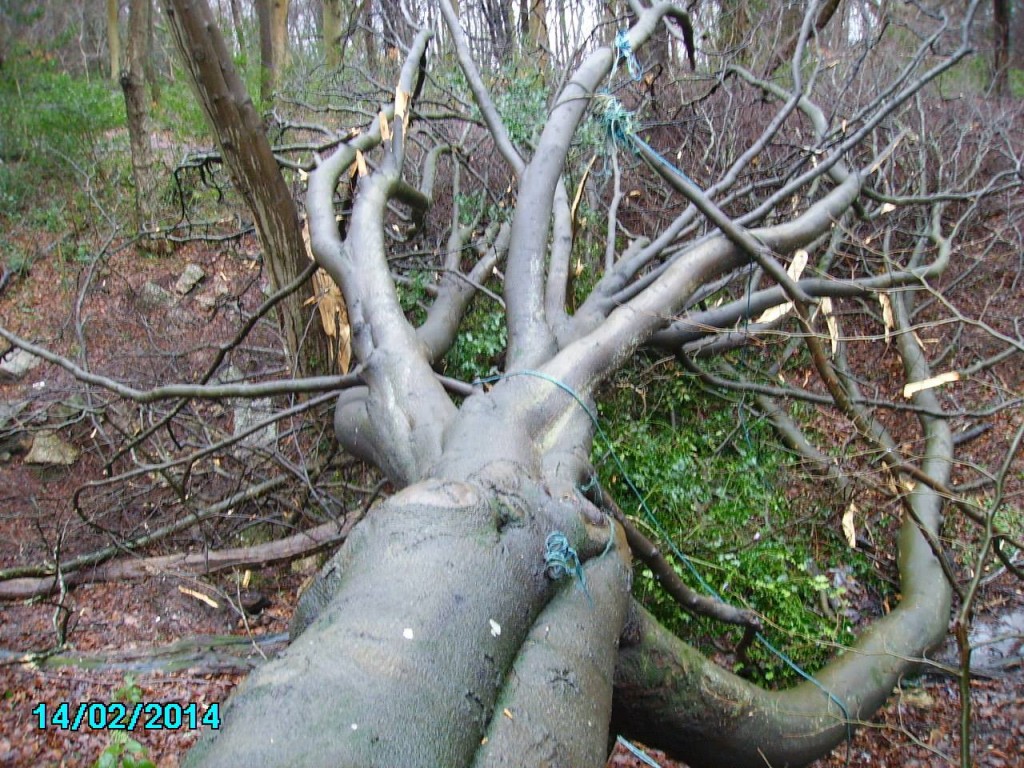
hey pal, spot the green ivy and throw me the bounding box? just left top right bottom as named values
left=597, top=361, right=867, bottom=683
left=92, top=733, right=156, bottom=768
left=443, top=300, right=506, bottom=382
left=92, top=677, right=154, bottom=768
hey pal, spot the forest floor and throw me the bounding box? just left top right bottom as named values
left=1, top=228, right=1022, bottom=768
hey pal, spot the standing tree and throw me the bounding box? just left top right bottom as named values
left=107, top=0, right=121, bottom=80
left=121, top=0, right=158, bottom=237
left=163, top=0, right=1020, bottom=766
left=322, top=0, right=344, bottom=67
left=256, top=0, right=290, bottom=102
left=165, top=0, right=331, bottom=375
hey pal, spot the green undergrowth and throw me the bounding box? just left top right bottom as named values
left=442, top=297, right=507, bottom=381
left=0, top=48, right=125, bottom=220
left=595, top=359, right=873, bottom=684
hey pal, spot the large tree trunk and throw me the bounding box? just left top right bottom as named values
left=184, top=458, right=633, bottom=767
left=165, top=0, right=330, bottom=375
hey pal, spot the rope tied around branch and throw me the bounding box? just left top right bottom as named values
left=477, top=369, right=849, bottom=749
left=544, top=531, right=593, bottom=607
left=598, top=94, right=701, bottom=191
left=613, top=29, right=643, bottom=82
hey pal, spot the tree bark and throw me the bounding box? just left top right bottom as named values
left=256, top=0, right=276, bottom=102
left=121, top=0, right=159, bottom=237
left=165, top=0, right=330, bottom=375
left=229, top=0, right=246, bottom=54
left=185, top=467, right=632, bottom=768
left=107, top=0, right=120, bottom=80
left=271, top=0, right=289, bottom=80
left=992, top=0, right=1011, bottom=96
left=526, top=0, right=548, bottom=64
left=322, top=0, right=343, bottom=67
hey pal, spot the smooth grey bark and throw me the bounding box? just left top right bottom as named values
left=186, top=463, right=631, bottom=767
left=179, top=2, right=995, bottom=766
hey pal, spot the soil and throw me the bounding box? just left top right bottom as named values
left=1, top=226, right=1022, bottom=768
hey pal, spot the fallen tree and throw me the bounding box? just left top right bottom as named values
left=2, top=0, right=1021, bottom=765
left=163, top=0, right=1022, bottom=765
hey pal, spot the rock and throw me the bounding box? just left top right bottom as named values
left=174, top=263, right=206, bottom=295
left=137, top=281, right=176, bottom=311
left=234, top=398, right=277, bottom=450
left=0, top=348, right=42, bottom=380
left=291, top=554, right=321, bottom=575
left=24, top=431, right=79, bottom=465
left=0, top=401, right=27, bottom=429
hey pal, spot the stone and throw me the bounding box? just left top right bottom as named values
left=234, top=398, right=277, bottom=450
left=174, top=263, right=206, bottom=295
left=0, top=401, right=27, bottom=430
left=138, top=281, right=176, bottom=311
left=24, top=431, right=79, bottom=465
left=0, top=348, right=42, bottom=380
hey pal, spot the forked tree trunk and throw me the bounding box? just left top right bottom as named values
left=184, top=387, right=634, bottom=767
left=178, top=4, right=968, bottom=766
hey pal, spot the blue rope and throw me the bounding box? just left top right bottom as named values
left=474, top=369, right=852, bottom=751
left=613, top=29, right=642, bottom=82
left=544, top=531, right=592, bottom=607
left=598, top=95, right=701, bottom=191
left=616, top=736, right=663, bottom=767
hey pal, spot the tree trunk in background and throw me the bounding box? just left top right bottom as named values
left=107, top=0, right=120, bottom=80
left=165, top=0, right=330, bottom=375
left=378, top=0, right=411, bottom=57
left=992, top=0, right=1010, bottom=96
left=145, top=0, right=160, bottom=103
left=271, top=0, right=289, bottom=78
left=322, top=0, right=342, bottom=67
left=257, top=0, right=274, bottom=102
left=526, top=0, right=548, bottom=65
left=0, top=12, right=9, bottom=71
left=718, top=0, right=751, bottom=60
left=762, top=0, right=842, bottom=76
left=121, top=0, right=160, bottom=239
left=229, top=0, right=246, bottom=55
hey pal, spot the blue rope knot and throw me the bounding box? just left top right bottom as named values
left=598, top=95, right=638, bottom=149
left=544, top=531, right=592, bottom=606
left=614, top=29, right=642, bottom=81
